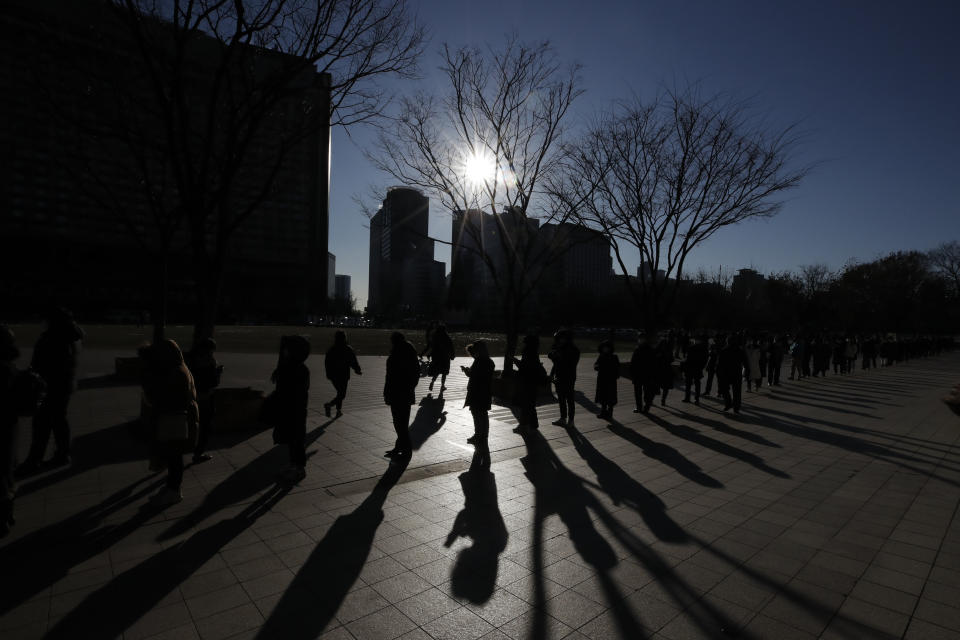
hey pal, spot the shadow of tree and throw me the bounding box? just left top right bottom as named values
left=44, top=484, right=291, bottom=639
left=254, top=458, right=409, bottom=640
left=409, top=394, right=447, bottom=450
left=444, top=468, right=508, bottom=604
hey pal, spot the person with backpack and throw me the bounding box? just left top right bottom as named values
left=323, top=331, right=362, bottom=417
left=186, top=338, right=222, bottom=464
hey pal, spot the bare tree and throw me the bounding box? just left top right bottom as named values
left=798, top=263, right=834, bottom=299
left=40, top=0, right=424, bottom=345
left=369, top=37, right=582, bottom=370
left=929, top=240, right=960, bottom=296
left=554, top=87, right=809, bottom=333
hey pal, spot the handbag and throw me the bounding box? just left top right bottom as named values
left=156, top=412, right=189, bottom=442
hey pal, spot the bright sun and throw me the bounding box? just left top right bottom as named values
left=463, top=151, right=496, bottom=187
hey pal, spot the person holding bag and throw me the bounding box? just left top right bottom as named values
left=142, top=339, right=198, bottom=507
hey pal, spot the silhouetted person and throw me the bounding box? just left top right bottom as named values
left=384, top=332, right=419, bottom=458
left=789, top=337, right=804, bottom=380
left=832, top=337, right=845, bottom=374
left=682, top=335, right=708, bottom=405
left=271, top=335, right=310, bottom=482
left=424, top=324, right=454, bottom=392
left=0, top=326, right=34, bottom=536
left=323, top=330, right=361, bottom=417
left=704, top=338, right=720, bottom=397
left=463, top=341, right=495, bottom=466
left=844, top=338, right=859, bottom=374
left=186, top=337, right=222, bottom=464
left=767, top=335, right=784, bottom=385
left=548, top=329, right=580, bottom=427
left=862, top=336, right=877, bottom=370
left=142, top=339, right=198, bottom=506
left=630, top=334, right=657, bottom=413
left=593, top=340, right=619, bottom=420
left=655, top=340, right=674, bottom=406
left=513, top=334, right=545, bottom=431
left=16, top=308, right=84, bottom=476
left=802, top=337, right=814, bottom=377
left=744, top=337, right=762, bottom=391
left=717, top=335, right=746, bottom=414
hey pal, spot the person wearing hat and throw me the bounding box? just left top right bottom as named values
left=272, top=335, right=311, bottom=482
left=16, top=307, right=84, bottom=476
left=384, top=332, right=419, bottom=458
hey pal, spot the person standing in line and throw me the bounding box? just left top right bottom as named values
left=142, top=340, right=199, bottom=506
left=832, top=337, right=845, bottom=374
left=548, top=330, right=580, bottom=427
left=463, top=341, right=495, bottom=466
left=683, top=335, right=708, bottom=405
left=789, top=337, right=803, bottom=380
left=323, top=330, right=362, bottom=417
left=655, top=339, right=674, bottom=407
left=424, top=324, right=454, bottom=393
left=384, top=332, right=420, bottom=459
left=272, top=335, right=311, bottom=482
left=718, top=335, right=747, bottom=414
left=15, top=308, right=84, bottom=476
left=767, top=335, right=784, bottom=386
left=593, top=340, right=620, bottom=420
left=844, top=338, right=859, bottom=374
left=802, top=336, right=814, bottom=378
left=513, top=334, right=545, bottom=431
left=862, top=335, right=877, bottom=370
left=704, top=337, right=720, bottom=397
left=630, top=334, right=658, bottom=412
left=744, top=337, right=763, bottom=391
left=186, top=338, right=222, bottom=464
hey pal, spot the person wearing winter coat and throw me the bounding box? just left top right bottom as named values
left=593, top=340, right=620, bottom=420
left=384, top=332, right=420, bottom=458
left=682, top=335, right=708, bottom=404
left=844, top=338, right=859, bottom=374
left=717, top=335, right=747, bottom=414
left=767, top=336, right=785, bottom=386
left=704, top=339, right=720, bottom=397
left=548, top=330, right=580, bottom=427
left=463, top=341, right=495, bottom=466
left=424, top=324, right=455, bottom=392
left=271, top=335, right=311, bottom=482
left=16, top=307, right=84, bottom=476
left=142, top=339, right=199, bottom=506
left=744, top=338, right=763, bottom=391
left=655, top=340, right=674, bottom=406
left=186, top=337, right=222, bottom=464
left=630, top=334, right=658, bottom=413
left=512, top=334, right=545, bottom=430
left=323, top=331, right=362, bottom=417
left=1, top=326, right=26, bottom=536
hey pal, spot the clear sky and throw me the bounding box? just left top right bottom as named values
left=328, top=0, right=960, bottom=309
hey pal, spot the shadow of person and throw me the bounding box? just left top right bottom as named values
left=518, top=429, right=645, bottom=640
left=255, top=457, right=410, bottom=640
left=565, top=424, right=686, bottom=543
left=444, top=468, right=507, bottom=605
left=607, top=419, right=724, bottom=488
left=680, top=410, right=781, bottom=447
left=158, top=418, right=335, bottom=541
left=43, top=483, right=291, bottom=639
left=408, top=393, right=447, bottom=450
left=0, top=474, right=167, bottom=616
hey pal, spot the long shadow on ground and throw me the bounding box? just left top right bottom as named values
left=409, top=394, right=447, bottom=450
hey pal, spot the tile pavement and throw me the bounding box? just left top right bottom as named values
left=1, top=346, right=959, bottom=639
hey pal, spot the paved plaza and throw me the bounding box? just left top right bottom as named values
left=1, top=347, right=959, bottom=640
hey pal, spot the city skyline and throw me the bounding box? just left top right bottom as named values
left=330, top=0, right=959, bottom=309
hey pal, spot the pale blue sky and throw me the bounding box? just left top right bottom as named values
left=328, top=0, right=960, bottom=308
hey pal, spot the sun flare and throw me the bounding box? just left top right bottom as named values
left=463, top=151, right=496, bottom=187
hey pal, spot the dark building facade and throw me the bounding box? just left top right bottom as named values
left=1, top=0, right=331, bottom=323
left=367, top=187, right=444, bottom=317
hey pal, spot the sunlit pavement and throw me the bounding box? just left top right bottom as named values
left=2, top=349, right=959, bottom=639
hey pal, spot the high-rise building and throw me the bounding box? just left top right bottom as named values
left=539, top=223, right=611, bottom=294
left=367, top=187, right=445, bottom=316
left=334, top=275, right=351, bottom=301
left=1, top=0, right=331, bottom=323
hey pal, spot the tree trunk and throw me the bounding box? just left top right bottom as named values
left=152, top=254, right=168, bottom=345
left=191, top=261, right=223, bottom=351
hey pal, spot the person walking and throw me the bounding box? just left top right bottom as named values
left=548, top=330, right=580, bottom=427
left=513, top=334, right=545, bottom=431
left=384, top=332, right=419, bottom=459
left=424, top=324, right=454, bottom=393
left=142, top=340, right=198, bottom=506
left=463, top=341, right=495, bottom=466
left=186, top=338, right=222, bottom=464
left=655, top=339, right=674, bottom=406
left=15, top=308, right=84, bottom=476
left=718, top=335, right=747, bottom=414
left=271, top=335, right=311, bottom=482
left=630, top=334, right=658, bottom=413
left=323, top=331, right=362, bottom=417
left=593, top=340, right=620, bottom=420
left=683, top=335, right=708, bottom=405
